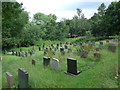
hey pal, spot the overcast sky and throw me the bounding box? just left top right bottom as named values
left=16, top=0, right=117, bottom=22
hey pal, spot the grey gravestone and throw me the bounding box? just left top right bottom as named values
left=25, top=52, right=28, bottom=57
left=43, top=57, right=50, bottom=66
left=81, top=50, right=88, bottom=58
left=32, top=50, right=35, bottom=54
left=30, top=51, right=32, bottom=56
left=22, top=51, right=25, bottom=57
left=108, top=43, right=116, bottom=53
left=6, top=72, right=14, bottom=88
left=28, top=49, right=30, bottom=53
left=32, top=59, right=36, bottom=65
left=4, top=50, right=7, bottom=54
left=94, top=53, right=101, bottom=58
left=18, top=68, right=29, bottom=88
left=67, top=48, right=72, bottom=53
left=44, top=51, right=47, bottom=55
left=99, top=44, right=103, bottom=49
left=52, top=58, right=60, bottom=70
left=65, top=58, right=81, bottom=75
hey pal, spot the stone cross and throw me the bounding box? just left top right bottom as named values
left=52, top=58, right=60, bottom=70
left=6, top=72, right=14, bottom=88
left=18, top=68, right=29, bottom=88
left=65, top=58, right=81, bottom=75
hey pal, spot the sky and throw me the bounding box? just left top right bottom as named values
left=16, top=0, right=117, bottom=22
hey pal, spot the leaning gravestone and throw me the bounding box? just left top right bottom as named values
left=94, top=53, right=101, bottom=58
left=6, top=72, right=14, bottom=88
left=43, top=57, right=50, bottom=66
left=32, top=59, right=36, bottom=65
left=52, top=58, right=60, bottom=70
left=80, top=50, right=88, bottom=58
left=18, top=68, right=29, bottom=88
left=65, top=58, right=81, bottom=76
left=108, top=43, right=116, bottom=53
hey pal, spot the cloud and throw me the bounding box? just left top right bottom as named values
left=16, top=0, right=117, bottom=21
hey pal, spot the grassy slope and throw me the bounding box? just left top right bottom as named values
left=2, top=39, right=119, bottom=88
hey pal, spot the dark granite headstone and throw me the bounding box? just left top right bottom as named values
left=64, top=45, right=68, bottom=49
left=18, top=68, right=29, bottom=88
left=39, top=47, right=41, bottom=51
left=66, top=58, right=80, bottom=75
left=32, top=59, right=36, bottom=65
left=60, top=47, right=64, bottom=52
left=43, top=57, right=50, bottom=66
left=94, top=53, right=101, bottom=58
left=12, top=50, right=14, bottom=55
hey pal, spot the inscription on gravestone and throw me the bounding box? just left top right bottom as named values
left=18, top=68, right=29, bottom=88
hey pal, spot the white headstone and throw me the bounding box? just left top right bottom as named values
left=52, top=58, right=60, bottom=70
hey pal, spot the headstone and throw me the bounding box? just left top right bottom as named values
left=66, top=42, right=69, bottom=45
left=32, top=59, right=36, bottom=65
left=99, top=41, right=103, bottom=45
left=70, top=43, right=72, bottom=45
left=57, top=44, right=59, bottom=47
left=28, top=49, right=30, bottom=53
left=20, top=49, right=22, bottom=52
left=32, top=50, right=35, bottom=54
left=52, top=58, right=60, bottom=70
left=64, top=45, right=68, bottom=49
left=25, top=52, right=28, bottom=57
left=80, top=42, right=83, bottom=46
left=95, top=48, right=101, bottom=51
left=43, top=57, right=50, bottom=66
left=18, top=52, right=21, bottom=56
left=65, top=58, right=81, bottom=75
left=99, top=44, right=103, bottom=49
left=80, top=50, right=88, bottom=58
left=22, top=51, right=25, bottom=57
left=12, top=50, right=14, bottom=55
left=106, top=40, right=109, bottom=43
left=6, top=72, right=14, bottom=88
left=4, top=50, right=7, bottom=54
left=67, top=48, right=72, bottom=53
left=39, top=47, right=41, bottom=51
left=44, top=51, right=47, bottom=55
left=108, top=43, right=116, bottom=53
left=18, top=68, right=29, bottom=88
left=29, top=51, right=32, bottom=56
left=94, top=53, right=101, bottom=58
left=60, top=47, right=64, bottom=52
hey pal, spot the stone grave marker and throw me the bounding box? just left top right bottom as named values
left=52, top=58, right=60, bottom=70
left=65, top=58, right=81, bottom=76
left=32, top=59, right=36, bottom=65
left=18, top=52, right=21, bottom=56
left=99, top=41, right=103, bottom=45
left=60, top=47, right=64, bottom=52
left=12, top=50, right=14, bottom=55
left=39, top=47, right=41, bottom=51
left=64, top=45, right=68, bottom=49
left=44, top=51, right=47, bottom=55
left=20, top=49, right=22, bottom=52
left=25, top=52, right=28, bottom=57
left=67, top=48, right=72, bottom=53
left=22, top=51, right=25, bottom=57
left=99, top=44, right=103, bottom=49
left=4, top=50, right=7, bottom=54
left=18, top=68, right=29, bottom=88
left=6, top=72, right=14, bottom=88
left=43, top=57, right=50, bottom=66
left=28, top=49, right=30, bottom=54
left=80, top=50, right=88, bottom=58
left=94, top=53, right=101, bottom=58
left=108, top=43, right=116, bottom=53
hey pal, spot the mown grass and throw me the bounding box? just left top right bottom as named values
left=2, top=39, right=119, bottom=88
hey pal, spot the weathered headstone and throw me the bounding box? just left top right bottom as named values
left=32, top=59, right=36, bottom=65
left=18, top=52, right=21, bottom=56
left=52, top=58, right=60, bottom=70
left=6, top=72, right=14, bottom=88
left=80, top=50, right=88, bottom=58
left=67, top=48, right=72, bottom=53
left=108, top=43, right=116, bottom=53
left=43, top=57, right=50, bottom=66
left=44, top=51, right=47, bottom=55
left=29, top=51, right=32, bottom=56
left=60, top=47, right=64, bottom=52
left=22, top=51, right=25, bottom=57
left=25, top=52, right=28, bottom=57
left=65, top=58, right=81, bottom=75
left=94, top=53, right=101, bottom=58
left=18, top=68, right=29, bottom=88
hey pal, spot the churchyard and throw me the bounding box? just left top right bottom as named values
left=2, top=38, right=119, bottom=88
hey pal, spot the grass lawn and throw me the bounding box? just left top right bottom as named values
left=2, top=39, right=119, bottom=88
